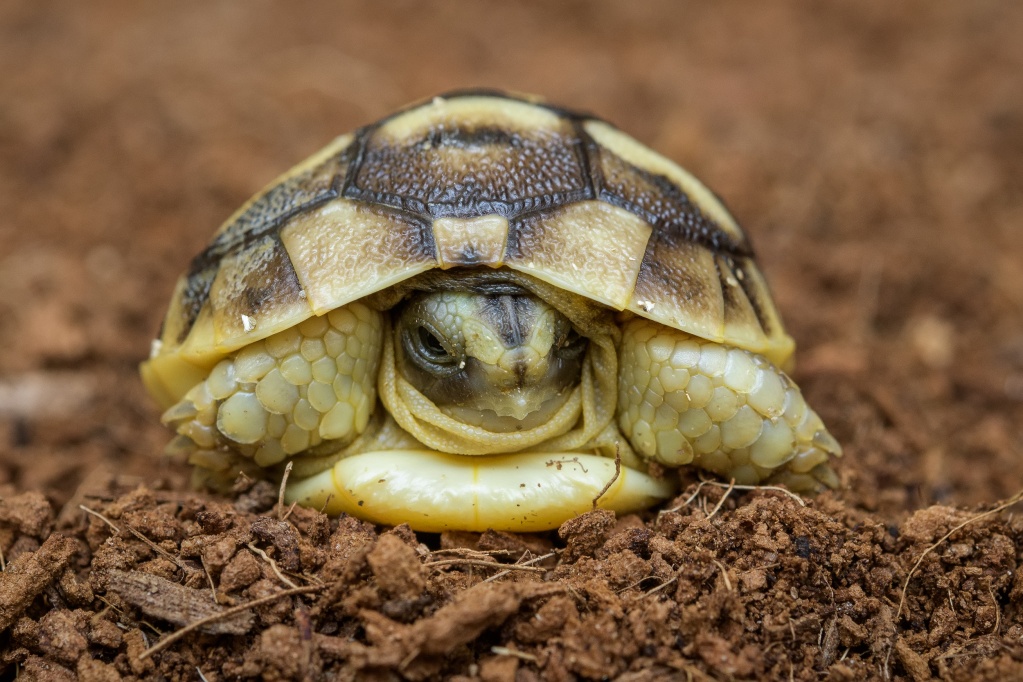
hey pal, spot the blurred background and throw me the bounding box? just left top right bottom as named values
left=0, top=1, right=1020, bottom=518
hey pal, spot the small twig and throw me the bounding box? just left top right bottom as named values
left=661, top=479, right=805, bottom=517
left=80, top=504, right=121, bottom=533
left=425, top=558, right=545, bottom=573
left=399, top=645, right=423, bottom=670
left=617, top=574, right=659, bottom=594
left=317, top=493, right=334, bottom=515
left=644, top=568, right=682, bottom=597
left=592, top=446, right=622, bottom=509
left=126, top=528, right=190, bottom=572
left=658, top=479, right=715, bottom=517
left=278, top=461, right=294, bottom=521
left=707, top=479, right=806, bottom=507
left=281, top=501, right=298, bottom=523
left=896, top=488, right=1023, bottom=620
left=482, top=550, right=559, bottom=584
left=94, top=594, right=125, bottom=617
left=491, top=646, right=538, bottom=662
left=80, top=504, right=193, bottom=574
left=712, top=559, right=733, bottom=592
left=990, top=584, right=1001, bottom=635
left=140, top=584, right=325, bottom=660
left=707, top=479, right=735, bottom=520
left=196, top=667, right=210, bottom=682
left=738, top=562, right=781, bottom=575
left=675, top=480, right=713, bottom=511
left=247, top=543, right=299, bottom=589
left=429, top=548, right=515, bottom=559
left=200, top=555, right=218, bottom=604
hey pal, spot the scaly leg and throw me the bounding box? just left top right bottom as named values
left=617, top=318, right=841, bottom=491
left=161, top=302, right=383, bottom=484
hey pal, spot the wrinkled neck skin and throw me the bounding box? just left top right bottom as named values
left=393, top=288, right=587, bottom=432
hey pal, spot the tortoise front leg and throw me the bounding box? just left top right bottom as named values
left=161, top=302, right=383, bottom=485
left=617, top=319, right=841, bottom=491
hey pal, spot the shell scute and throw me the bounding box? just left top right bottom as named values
left=280, top=199, right=435, bottom=315
left=208, top=232, right=308, bottom=351
left=345, top=96, right=592, bottom=219
left=505, top=201, right=651, bottom=310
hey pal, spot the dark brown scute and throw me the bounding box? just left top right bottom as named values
left=716, top=255, right=770, bottom=335
left=176, top=146, right=351, bottom=340
left=344, top=115, right=592, bottom=220
left=209, top=232, right=306, bottom=343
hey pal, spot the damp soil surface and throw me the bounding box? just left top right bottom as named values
left=2, top=2, right=1023, bottom=680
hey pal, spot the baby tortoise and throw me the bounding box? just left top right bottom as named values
left=142, top=90, right=841, bottom=532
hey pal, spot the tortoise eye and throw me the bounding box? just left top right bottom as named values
left=406, top=325, right=464, bottom=375
left=418, top=327, right=452, bottom=363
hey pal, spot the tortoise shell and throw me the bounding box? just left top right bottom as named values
left=142, top=90, right=794, bottom=408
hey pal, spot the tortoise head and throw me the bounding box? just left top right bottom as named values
left=393, top=287, right=587, bottom=431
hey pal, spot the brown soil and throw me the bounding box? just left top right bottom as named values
left=2, top=2, right=1022, bottom=680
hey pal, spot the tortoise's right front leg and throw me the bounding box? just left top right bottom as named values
left=617, top=318, right=841, bottom=491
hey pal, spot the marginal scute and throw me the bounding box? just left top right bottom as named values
left=507, top=201, right=651, bottom=309
left=280, top=198, right=436, bottom=314
left=175, top=263, right=219, bottom=344
left=630, top=239, right=725, bottom=342
left=209, top=233, right=312, bottom=352
left=715, top=253, right=766, bottom=353
left=177, top=305, right=219, bottom=367
left=173, top=135, right=354, bottom=345
left=733, top=257, right=795, bottom=368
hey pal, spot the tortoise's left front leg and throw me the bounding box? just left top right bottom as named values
left=617, top=318, right=841, bottom=491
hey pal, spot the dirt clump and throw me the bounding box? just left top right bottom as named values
left=2, top=485, right=1023, bottom=680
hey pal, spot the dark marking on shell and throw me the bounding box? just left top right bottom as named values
left=343, top=117, right=593, bottom=220
left=176, top=146, right=352, bottom=339
left=596, top=147, right=750, bottom=257
left=733, top=256, right=772, bottom=336
left=177, top=264, right=217, bottom=343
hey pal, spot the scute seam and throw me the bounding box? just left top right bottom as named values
left=732, top=256, right=772, bottom=336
